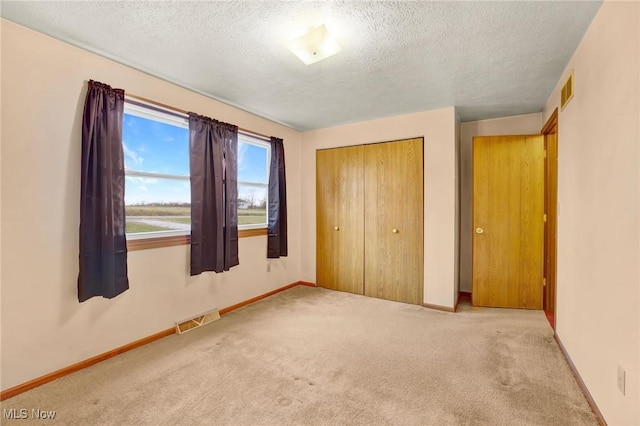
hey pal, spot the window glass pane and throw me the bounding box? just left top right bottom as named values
left=238, top=185, right=267, bottom=226
left=123, top=113, right=189, bottom=176
left=125, top=178, right=190, bottom=234
left=238, top=141, right=268, bottom=184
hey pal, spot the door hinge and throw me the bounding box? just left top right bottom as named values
left=544, top=213, right=547, bottom=222
left=543, top=278, right=547, bottom=287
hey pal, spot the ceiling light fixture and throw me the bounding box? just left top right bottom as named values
left=288, top=24, right=342, bottom=65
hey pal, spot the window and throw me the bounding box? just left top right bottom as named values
left=238, top=135, right=270, bottom=229
left=123, top=101, right=190, bottom=239
left=123, top=100, right=271, bottom=245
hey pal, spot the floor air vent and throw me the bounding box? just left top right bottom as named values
left=175, top=309, right=220, bottom=334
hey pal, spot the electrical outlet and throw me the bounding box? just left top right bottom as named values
left=617, top=364, right=626, bottom=395
left=267, top=263, right=271, bottom=273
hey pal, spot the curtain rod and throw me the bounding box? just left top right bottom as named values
left=125, top=93, right=273, bottom=141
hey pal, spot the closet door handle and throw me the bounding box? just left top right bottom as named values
left=334, top=226, right=340, bottom=231
left=392, top=228, right=399, bottom=234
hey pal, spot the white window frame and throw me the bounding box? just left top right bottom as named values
left=237, top=134, right=271, bottom=230
left=123, top=100, right=191, bottom=240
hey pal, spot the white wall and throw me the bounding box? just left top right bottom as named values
left=459, top=113, right=542, bottom=293
left=301, top=108, right=458, bottom=308
left=541, top=1, right=639, bottom=424
left=0, top=20, right=302, bottom=391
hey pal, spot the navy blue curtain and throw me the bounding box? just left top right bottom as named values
left=189, top=113, right=239, bottom=275
left=78, top=80, right=129, bottom=302
left=267, top=137, right=287, bottom=258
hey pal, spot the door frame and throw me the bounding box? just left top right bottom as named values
left=541, top=109, right=559, bottom=329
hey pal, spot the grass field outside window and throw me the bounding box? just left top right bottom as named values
left=125, top=205, right=266, bottom=234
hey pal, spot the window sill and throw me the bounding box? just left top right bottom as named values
left=127, top=228, right=268, bottom=252
left=238, top=228, right=269, bottom=238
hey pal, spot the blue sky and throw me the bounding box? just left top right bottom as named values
left=123, top=113, right=268, bottom=206
left=123, top=113, right=189, bottom=176
left=238, top=141, right=268, bottom=184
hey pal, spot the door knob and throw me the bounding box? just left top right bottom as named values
left=392, top=228, right=399, bottom=234
left=475, top=228, right=484, bottom=234
left=334, top=226, right=339, bottom=231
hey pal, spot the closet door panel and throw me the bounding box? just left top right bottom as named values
left=364, top=138, right=423, bottom=305
left=316, top=146, right=364, bottom=294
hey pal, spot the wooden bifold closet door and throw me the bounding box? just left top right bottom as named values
left=364, top=139, right=423, bottom=304
left=316, top=145, right=364, bottom=295
left=316, top=138, right=423, bottom=305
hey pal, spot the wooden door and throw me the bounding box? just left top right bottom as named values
left=364, top=138, right=423, bottom=305
left=316, top=146, right=364, bottom=294
left=472, top=135, right=544, bottom=309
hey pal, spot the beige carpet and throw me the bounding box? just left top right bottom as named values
left=1, top=286, right=597, bottom=425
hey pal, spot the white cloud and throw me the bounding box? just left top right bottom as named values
left=123, top=142, right=144, bottom=166
left=237, top=143, right=248, bottom=172
left=125, top=175, right=190, bottom=205
left=125, top=176, right=158, bottom=184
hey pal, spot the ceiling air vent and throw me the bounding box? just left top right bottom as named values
left=175, top=308, right=220, bottom=334
left=561, top=70, right=575, bottom=110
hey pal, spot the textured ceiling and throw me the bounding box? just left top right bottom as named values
left=1, top=1, right=602, bottom=131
